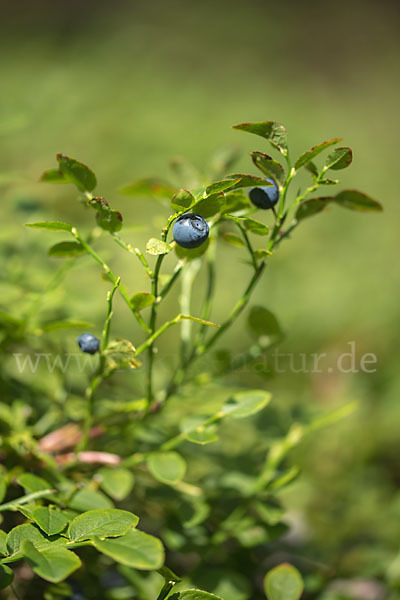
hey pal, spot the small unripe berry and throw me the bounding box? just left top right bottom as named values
left=173, top=213, right=209, bottom=249
left=77, top=333, right=100, bottom=354
left=249, top=178, right=279, bottom=209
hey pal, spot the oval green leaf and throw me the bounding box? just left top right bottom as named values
left=120, top=178, right=177, bottom=199
left=264, top=563, right=304, bottom=600
left=295, top=197, right=334, bottom=222
left=26, top=221, right=72, bottom=232
left=48, top=241, right=86, bottom=257
left=221, top=390, right=272, bottom=419
left=178, top=590, right=224, bottom=600
left=68, top=488, right=113, bottom=512
left=56, top=154, right=96, bottom=192
left=68, top=508, right=138, bottom=542
left=98, top=467, right=135, bottom=501
left=248, top=306, right=283, bottom=341
left=32, top=507, right=69, bottom=536
left=17, top=473, right=51, bottom=492
left=250, top=152, right=285, bottom=186
left=147, top=451, right=187, bottom=485
left=130, top=292, right=156, bottom=312
left=171, top=189, right=195, bottom=211
left=334, top=189, right=382, bottom=212
left=324, top=146, right=353, bottom=171
left=93, top=529, right=164, bottom=570
left=6, top=524, right=50, bottom=554
left=21, top=540, right=81, bottom=583
left=294, top=138, right=342, bottom=170
left=233, top=121, right=288, bottom=156
left=0, top=564, right=13, bottom=590
left=146, top=238, right=174, bottom=256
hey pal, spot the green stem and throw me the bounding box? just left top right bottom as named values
left=77, top=278, right=120, bottom=453
left=179, top=260, right=201, bottom=364
left=112, top=233, right=153, bottom=278
left=0, top=490, right=54, bottom=512
left=71, top=228, right=150, bottom=333
left=76, top=374, right=103, bottom=453
left=156, top=581, right=176, bottom=600
left=159, top=259, right=186, bottom=299
left=146, top=215, right=178, bottom=408
left=237, top=221, right=258, bottom=270
left=137, top=314, right=218, bottom=357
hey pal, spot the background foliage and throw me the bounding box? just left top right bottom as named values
left=1, top=0, right=400, bottom=599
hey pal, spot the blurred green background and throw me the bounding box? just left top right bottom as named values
left=1, top=0, right=400, bottom=594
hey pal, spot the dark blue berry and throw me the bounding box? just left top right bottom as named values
left=173, top=213, right=209, bottom=249
left=249, top=178, right=279, bottom=209
left=77, top=333, right=100, bottom=354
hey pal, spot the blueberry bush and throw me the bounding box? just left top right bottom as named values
left=0, top=121, right=381, bottom=599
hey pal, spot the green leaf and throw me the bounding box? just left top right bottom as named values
left=56, top=154, right=96, bottom=192
left=177, top=590, right=224, bottom=600
left=222, top=190, right=251, bottom=214
left=0, top=530, right=8, bottom=556
left=221, top=390, right=272, bottom=419
left=32, top=507, right=69, bottom=536
left=222, top=233, right=245, bottom=248
left=93, top=529, right=164, bottom=570
left=25, top=221, right=72, bottom=232
left=264, top=563, right=304, bottom=600
left=194, top=192, right=225, bottom=218
left=68, top=488, right=113, bottom=512
left=295, top=197, right=334, bottom=222
left=233, top=121, right=288, bottom=156
left=334, top=189, right=382, bottom=212
left=224, top=173, right=272, bottom=190
left=0, top=564, right=13, bottom=590
left=120, top=178, right=177, bottom=199
left=98, top=467, right=135, bottom=501
left=88, top=197, right=123, bottom=233
left=147, top=452, right=186, bottom=485
left=205, top=179, right=240, bottom=195
left=68, top=508, right=138, bottom=542
left=253, top=249, right=272, bottom=261
left=185, top=422, right=218, bottom=445
left=238, top=217, right=269, bottom=236
left=17, top=473, right=51, bottom=493
left=21, top=540, right=81, bottom=583
left=40, top=168, right=68, bottom=184
left=171, top=189, right=195, bottom=211
left=48, top=241, right=86, bottom=257
left=324, top=146, right=353, bottom=171
left=104, top=339, right=141, bottom=371
left=146, top=238, right=174, bottom=256
left=250, top=152, right=285, bottom=186
left=130, top=292, right=156, bottom=312
left=248, top=306, right=283, bottom=342
left=175, top=237, right=210, bottom=260
left=294, top=138, right=342, bottom=170
left=6, top=524, right=51, bottom=554
left=305, top=161, right=319, bottom=178
left=41, top=319, right=94, bottom=332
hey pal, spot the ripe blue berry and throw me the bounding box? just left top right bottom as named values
left=173, top=213, right=209, bottom=249
left=77, top=333, right=100, bottom=355
left=249, top=178, right=279, bottom=209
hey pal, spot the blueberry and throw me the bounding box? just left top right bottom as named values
left=173, top=213, right=209, bottom=249
left=77, top=333, right=100, bottom=354
left=249, top=178, right=279, bottom=209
